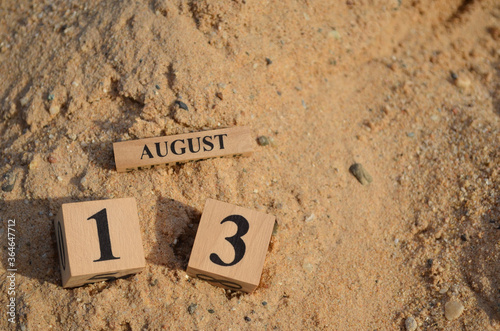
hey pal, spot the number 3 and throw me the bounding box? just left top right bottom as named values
left=210, top=215, right=249, bottom=267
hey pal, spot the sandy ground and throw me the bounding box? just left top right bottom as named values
left=0, top=0, right=499, bottom=329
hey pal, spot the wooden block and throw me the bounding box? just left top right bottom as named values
left=113, top=126, right=254, bottom=172
left=187, top=199, right=275, bottom=293
left=54, top=197, right=145, bottom=288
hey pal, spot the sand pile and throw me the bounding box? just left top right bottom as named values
left=1, top=0, right=499, bottom=329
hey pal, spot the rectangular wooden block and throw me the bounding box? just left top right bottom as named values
left=54, top=197, right=145, bottom=288
left=113, top=126, right=254, bottom=172
left=187, top=199, right=275, bottom=293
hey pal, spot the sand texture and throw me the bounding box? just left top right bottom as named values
left=0, top=0, right=499, bottom=329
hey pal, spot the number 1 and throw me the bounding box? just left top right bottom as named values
left=87, top=209, right=120, bottom=262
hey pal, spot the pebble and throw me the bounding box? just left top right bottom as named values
left=188, top=303, right=198, bottom=315
left=47, top=94, right=55, bottom=101
left=216, top=92, right=223, bottom=100
left=328, top=29, right=341, bottom=40
left=155, top=84, right=161, bottom=90
left=444, top=300, right=464, bottom=321
left=262, top=301, right=267, bottom=306
left=1, top=173, right=17, bottom=192
left=244, top=316, right=251, bottom=322
left=349, top=163, right=373, bottom=185
left=265, top=57, right=273, bottom=65
left=455, top=76, right=471, bottom=89
left=257, top=136, right=270, bottom=146
left=175, top=100, right=189, bottom=111
left=208, top=309, right=215, bottom=314
left=20, top=95, right=30, bottom=106
left=304, top=213, right=315, bottom=223
left=405, top=316, right=417, bottom=331
left=29, top=158, right=39, bottom=170
left=272, top=221, right=279, bottom=236
left=48, top=155, right=57, bottom=163
left=49, top=104, right=60, bottom=115
left=439, top=284, right=449, bottom=294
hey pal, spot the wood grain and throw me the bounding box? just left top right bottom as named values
left=187, top=199, right=275, bottom=293
left=54, top=197, right=145, bottom=288
left=113, top=127, right=254, bottom=172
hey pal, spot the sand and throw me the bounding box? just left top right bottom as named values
left=0, top=0, right=499, bottom=329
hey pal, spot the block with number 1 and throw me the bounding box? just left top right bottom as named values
left=54, top=198, right=145, bottom=288
left=187, top=199, right=275, bottom=292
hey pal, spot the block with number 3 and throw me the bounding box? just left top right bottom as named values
left=54, top=198, right=145, bottom=288
left=187, top=199, right=275, bottom=292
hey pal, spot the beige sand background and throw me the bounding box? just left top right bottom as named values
left=0, top=0, right=499, bottom=329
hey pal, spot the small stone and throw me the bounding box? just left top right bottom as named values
left=349, top=163, right=373, bottom=185
left=49, top=104, right=60, bottom=115
left=175, top=100, right=189, bottom=111
left=450, top=71, right=458, bottom=80
left=207, top=309, right=215, bottom=314
left=439, top=284, right=449, bottom=294
left=47, top=155, right=57, bottom=163
left=445, top=300, right=464, bottom=321
left=68, top=133, right=77, bottom=141
left=244, top=316, right=251, bottom=322
left=406, top=132, right=415, bottom=138
left=262, top=301, right=268, bottom=306
left=257, top=136, right=270, bottom=146
left=455, top=76, right=471, bottom=89
left=405, top=316, right=417, bottom=331
left=57, top=176, right=63, bottom=182
left=304, top=214, right=315, bottom=223
left=47, top=94, right=55, bottom=101
left=20, top=96, right=30, bottom=106
left=216, top=92, right=223, bottom=100
left=328, top=29, right=341, bottom=40
left=272, top=221, right=279, bottom=236
left=188, top=303, right=198, bottom=315
left=29, top=158, right=39, bottom=170
left=155, top=84, right=161, bottom=90
left=80, top=175, right=88, bottom=186
left=2, top=173, right=17, bottom=192
left=265, top=57, right=273, bottom=65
